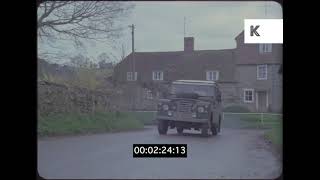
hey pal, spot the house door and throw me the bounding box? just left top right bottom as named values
left=257, top=91, right=268, bottom=112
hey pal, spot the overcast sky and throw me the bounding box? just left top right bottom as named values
left=39, top=1, right=282, bottom=64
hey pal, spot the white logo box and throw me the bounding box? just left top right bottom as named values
left=244, top=19, right=283, bottom=44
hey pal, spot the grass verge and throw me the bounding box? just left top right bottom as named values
left=238, top=113, right=282, bottom=149
left=38, top=111, right=145, bottom=137
left=126, top=111, right=157, bottom=125
left=239, top=114, right=282, bottom=128
left=264, top=122, right=282, bottom=150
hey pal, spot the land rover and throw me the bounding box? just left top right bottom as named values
left=156, top=80, right=222, bottom=137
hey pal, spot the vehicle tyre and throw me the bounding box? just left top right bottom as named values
left=209, top=117, right=218, bottom=136
left=158, top=120, right=168, bottom=135
left=211, top=124, right=218, bottom=136
left=218, top=115, right=222, bottom=133
left=177, top=127, right=183, bottom=134
left=201, top=127, right=209, bottom=137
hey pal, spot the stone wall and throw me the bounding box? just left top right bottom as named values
left=113, top=82, right=242, bottom=111
left=38, top=80, right=249, bottom=113
left=109, top=83, right=159, bottom=111
left=38, top=81, right=112, bottom=115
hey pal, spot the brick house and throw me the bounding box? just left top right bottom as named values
left=233, top=31, right=282, bottom=112
left=113, top=31, right=282, bottom=112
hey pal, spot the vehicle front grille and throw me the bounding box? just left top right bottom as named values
left=177, top=100, right=193, bottom=112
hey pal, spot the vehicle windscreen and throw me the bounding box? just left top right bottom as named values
left=171, top=84, right=214, bottom=96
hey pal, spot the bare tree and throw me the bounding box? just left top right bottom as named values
left=38, top=1, right=134, bottom=60
left=70, top=54, right=87, bottom=68
left=97, top=52, right=111, bottom=69
left=97, top=52, right=110, bottom=62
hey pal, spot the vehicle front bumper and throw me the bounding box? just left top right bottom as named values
left=156, top=112, right=209, bottom=123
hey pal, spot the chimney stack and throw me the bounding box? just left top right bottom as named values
left=184, top=37, right=194, bottom=51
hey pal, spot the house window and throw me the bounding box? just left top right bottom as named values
left=206, top=70, right=219, bottom=81
left=259, top=44, right=272, bottom=53
left=243, top=89, right=254, bottom=103
left=146, top=89, right=153, bottom=99
left=127, top=72, right=137, bottom=81
left=257, top=65, right=268, bottom=80
left=152, top=71, right=163, bottom=81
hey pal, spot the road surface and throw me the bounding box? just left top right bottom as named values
left=38, top=123, right=282, bottom=179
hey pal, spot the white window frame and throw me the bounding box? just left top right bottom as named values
left=257, top=65, right=268, bottom=80
left=206, top=70, right=219, bottom=81
left=152, top=71, right=163, bottom=81
left=259, top=44, right=272, bottom=54
left=126, top=72, right=137, bottom=81
left=243, top=88, right=254, bottom=103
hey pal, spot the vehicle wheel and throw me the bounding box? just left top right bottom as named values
left=177, top=127, right=183, bottom=134
left=218, top=115, right=222, bottom=133
left=209, top=118, right=218, bottom=136
left=201, top=127, right=209, bottom=137
left=158, top=120, right=168, bottom=135
left=211, top=124, right=218, bottom=136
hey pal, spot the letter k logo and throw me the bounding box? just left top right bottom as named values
left=250, top=25, right=260, bottom=36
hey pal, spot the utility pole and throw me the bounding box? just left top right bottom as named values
left=130, top=24, right=135, bottom=53
left=129, top=24, right=135, bottom=80
left=129, top=24, right=135, bottom=74
left=265, top=1, right=267, bottom=17
left=184, top=17, right=186, bottom=37
left=129, top=24, right=135, bottom=110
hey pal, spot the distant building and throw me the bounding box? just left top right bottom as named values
left=113, top=31, right=282, bottom=112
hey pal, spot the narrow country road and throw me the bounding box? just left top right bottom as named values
left=38, top=121, right=282, bottom=179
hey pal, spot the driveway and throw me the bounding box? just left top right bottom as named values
left=38, top=122, right=282, bottom=179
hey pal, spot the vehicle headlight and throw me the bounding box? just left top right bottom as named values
left=162, top=104, right=169, bottom=111
left=197, top=106, right=205, bottom=113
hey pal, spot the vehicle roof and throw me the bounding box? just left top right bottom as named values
left=172, top=80, right=216, bottom=86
